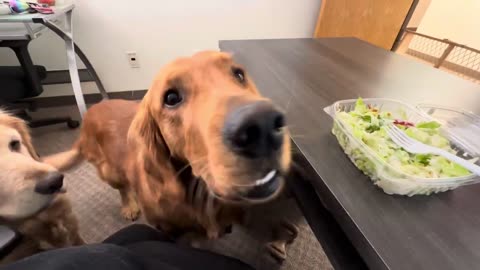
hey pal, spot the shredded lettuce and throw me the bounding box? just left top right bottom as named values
left=336, top=98, right=472, bottom=178
left=417, top=121, right=441, bottom=129
left=355, top=98, right=369, bottom=113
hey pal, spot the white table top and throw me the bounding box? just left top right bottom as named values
left=0, top=2, right=74, bottom=23
left=0, top=2, right=74, bottom=40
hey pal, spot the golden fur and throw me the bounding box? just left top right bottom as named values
left=0, top=111, right=83, bottom=264
left=45, top=51, right=291, bottom=239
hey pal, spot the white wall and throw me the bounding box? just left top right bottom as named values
left=417, top=0, right=480, bottom=49
left=407, top=0, right=431, bottom=28
left=0, top=0, right=322, bottom=97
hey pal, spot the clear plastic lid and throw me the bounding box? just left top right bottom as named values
left=417, top=104, right=480, bottom=156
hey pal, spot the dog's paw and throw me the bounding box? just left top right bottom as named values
left=121, top=205, right=140, bottom=221
left=280, top=220, right=299, bottom=244
left=206, top=229, right=220, bottom=240
left=266, top=241, right=287, bottom=263
left=265, top=220, right=298, bottom=262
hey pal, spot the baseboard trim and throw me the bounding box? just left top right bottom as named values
left=32, top=90, right=147, bottom=108
left=43, top=69, right=94, bottom=85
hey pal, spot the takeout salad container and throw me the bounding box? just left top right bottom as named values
left=324, top=98, right=480, bottom=196
left=417, top=104, right=480, bottom=157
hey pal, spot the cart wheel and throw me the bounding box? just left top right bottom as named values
left=67, top=120, right=80, bottom=129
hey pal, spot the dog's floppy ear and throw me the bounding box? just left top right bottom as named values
left=0, top=111, right=39, bottom=160
left=15, top=120, right=39, bottom=160
left=127, top=99, right=175, bottom=181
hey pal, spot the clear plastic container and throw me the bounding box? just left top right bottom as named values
left=417, top=104, right=480, bottom=157
left=324, top=98, right=480, bottom=196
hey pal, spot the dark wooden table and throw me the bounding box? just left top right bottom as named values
left=220, top=38, right=480, bottom=270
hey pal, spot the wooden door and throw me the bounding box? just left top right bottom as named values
left=314, top=0, right=415, bottom=50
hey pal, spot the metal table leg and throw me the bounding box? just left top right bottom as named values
left=35, top=10, right=88, bottom=117
left=74, top=43, right=108, bottom=100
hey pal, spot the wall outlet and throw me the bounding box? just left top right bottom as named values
left=126, top=51, right=140, bottom=68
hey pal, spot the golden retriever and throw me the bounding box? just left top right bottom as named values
left=45, top=51, right=295, bottom=258
left=0, top=111, right=84, bottom=264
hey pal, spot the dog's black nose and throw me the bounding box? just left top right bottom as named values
left=224, top=101, right=285, bottom=158
left=34, top=172, right=64, bottom=195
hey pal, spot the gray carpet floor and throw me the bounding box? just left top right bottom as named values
left=30, top=105, right=333, bottom=270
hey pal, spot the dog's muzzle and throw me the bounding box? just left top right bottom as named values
left=211, top=170, right=284, bottom=204
left=34, top=172, right=64, bottom=195
left=242, top=169, right=282, bottom=200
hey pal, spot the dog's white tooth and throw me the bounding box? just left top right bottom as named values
left=255, top=170, right=276, bottom=186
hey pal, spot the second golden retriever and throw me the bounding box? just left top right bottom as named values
left=0, top=111, right=83, bottom=264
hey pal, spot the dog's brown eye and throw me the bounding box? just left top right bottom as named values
left=164, top=88, right=183, bottom=107
left=232, top=67, right=245, bottom=83
left=9, top=140, right=20, bottom=152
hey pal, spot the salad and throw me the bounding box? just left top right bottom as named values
left=336, top=98, right=471, bottom=178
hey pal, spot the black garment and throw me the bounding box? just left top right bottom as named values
left=0, top=224, right=253, bottom=270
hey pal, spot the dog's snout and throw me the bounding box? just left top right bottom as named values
left=34, top=172, right=64, bottom=195
left=224, top=101, right=285, bottom=158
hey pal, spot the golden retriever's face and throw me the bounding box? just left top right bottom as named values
left=0, top=116, right=64, bottom=220
left=145, top=51, right=290, bottom=203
